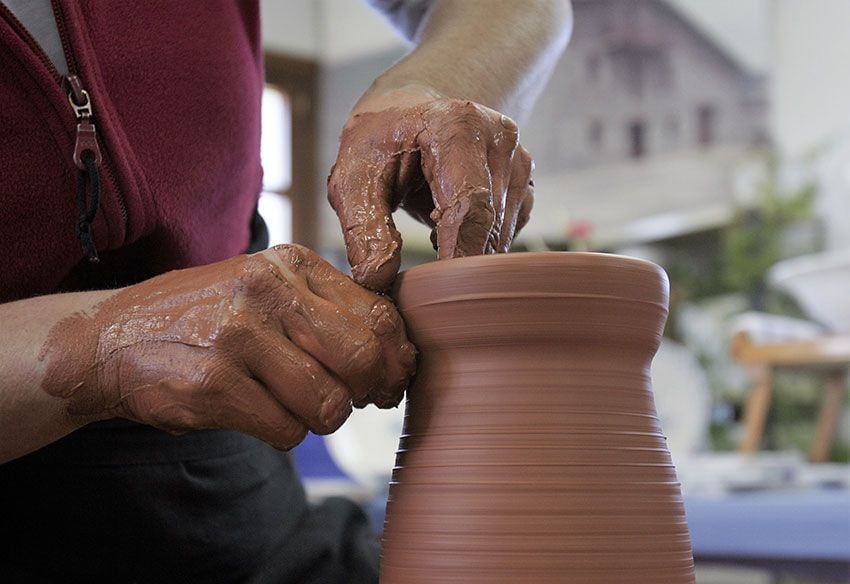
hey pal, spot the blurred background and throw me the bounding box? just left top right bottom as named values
left=257, top=1, right=850, bottom=582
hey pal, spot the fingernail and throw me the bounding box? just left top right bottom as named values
left=320, top=390, right=351, bottom=429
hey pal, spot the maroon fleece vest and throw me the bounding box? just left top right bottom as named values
left=0, top=1, right=263, bottom=302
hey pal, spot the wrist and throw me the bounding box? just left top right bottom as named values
left=351, top=80, right=444, bottom=117
left=39, top=288, right=120, bottom=422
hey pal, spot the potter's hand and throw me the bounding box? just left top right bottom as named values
left=328, top=85, right=535, bottom=291
left=41, top=245, right=417, bottom=450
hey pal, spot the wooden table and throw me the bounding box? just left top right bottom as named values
left=733, top=332, right=850, bottom=462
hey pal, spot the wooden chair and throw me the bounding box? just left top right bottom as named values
left=733, top=331, right=850, bottom=462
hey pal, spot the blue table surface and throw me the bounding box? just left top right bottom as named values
left=295, top=436, right=850, bottom=562
left=293, top=433, right=349, bottom=480
left=684, top=489, right=850, bottom=561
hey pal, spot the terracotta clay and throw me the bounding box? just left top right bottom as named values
left=328, top=97, right=534, bottom=291
left=39, top=245, right=415, bottom=447
left=383, top=252, right=695, bottom=583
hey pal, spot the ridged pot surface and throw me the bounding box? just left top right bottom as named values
left=382, top=253, right=695, bottom=584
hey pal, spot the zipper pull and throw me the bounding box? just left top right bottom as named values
left=65, top=74, right=102, bottom=262
left=65, top=74, right=102, bottom=170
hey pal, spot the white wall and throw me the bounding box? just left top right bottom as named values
left=770, top=0, right=850, bottom=251
left=260, top=0, right=322, bottom=58
left=321, top=0, right=408, bottom=62
left=262, top=0, right=765, bottom=67
left=261, top=0, right=405, bottom=62
left=770, top=0, right=850, bottom=158
left=670, top=0, right=769, bottom=71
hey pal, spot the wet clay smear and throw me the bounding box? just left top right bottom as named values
left=383, top=252, right=695, bottom=583
left=39, top=246, right=416, bottom=446
left=327, top=99, right=534, bottom=292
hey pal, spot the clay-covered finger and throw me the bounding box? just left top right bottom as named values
left=271, top=245, right=416, bottom=407
left=243, top=328, right=353, bottom=435
left=258, top=246, right=393, bottom=405
left=483, top=126, right=521, bottom=254
left=497, top=146, right=534, bottom=252
left=327, top=134, right=404, bottom=291
left=304, top=260, right=416, bottom=408
left=352, top=296, right=416, bottom=409
left=515, top=188, right=534, bottom=237
left=120, top=350, right=309, bottom=450
left=418, top=101, right=503, bottom=259
left=211, top=376, right=311, bottom=450
left=279, top=293, right=386, bottom=404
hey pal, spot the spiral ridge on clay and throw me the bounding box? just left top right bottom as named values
left=383, top=253, right=695, bottom=584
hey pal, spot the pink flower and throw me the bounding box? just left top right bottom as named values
left=568, top=220, right=593, bottom=241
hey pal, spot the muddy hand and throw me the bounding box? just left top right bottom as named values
left=328, top=89, right=535, bottom=291
left=40, top=245, right=417, bottom=450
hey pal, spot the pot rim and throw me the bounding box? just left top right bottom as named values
left=393, top=252, right=669, bottom=311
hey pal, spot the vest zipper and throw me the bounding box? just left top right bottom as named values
left=65, top=73, right=102, bottom=261
left=50, top=0, right=130, bottom=251
left=66, top=75, right=101, bottom=169
left=0, top=1, right=130, bottom=253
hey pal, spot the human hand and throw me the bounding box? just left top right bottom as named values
left=328, top=85, right=535, bottom=291
left=40, top=245, right=417, bottom=449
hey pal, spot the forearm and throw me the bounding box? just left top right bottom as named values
left=358, top=0, right=572, bottom=122
left=0, top=290, right=114, bottom=463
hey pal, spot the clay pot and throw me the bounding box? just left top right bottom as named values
left=383, top=252, right=695, bottom=583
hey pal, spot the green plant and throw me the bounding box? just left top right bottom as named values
left=721, top=157, right=817, bottom=309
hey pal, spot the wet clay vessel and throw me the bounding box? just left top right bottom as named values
left=383, top=252, right=695, bottom=583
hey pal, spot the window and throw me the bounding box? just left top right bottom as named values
left=697, top=105, right=716, bottom=147
left=259, top=86, right=293, bottom=247
left=628, top=120, right=647, bottom=158
left=263, top=54, right=319, bottom=248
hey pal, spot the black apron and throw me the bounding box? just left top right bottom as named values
left=0, top=421, right=380, bottom=583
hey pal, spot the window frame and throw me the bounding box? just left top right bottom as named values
left=264, top=53, right=320, bottom=249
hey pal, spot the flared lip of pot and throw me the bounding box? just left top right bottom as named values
left=392, top=252, right=670, bottom=312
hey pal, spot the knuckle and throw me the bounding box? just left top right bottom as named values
left=129, top=382, right=203, bottom=431
left=347, top=332, right=384, bottom=376
left=364, top=297, right=403, bottom=338
left=274, top=243, right=309, bottom=263
left=326, top=163, right=343, bottom=202
left=515, top=146, right=534, bottom=176
left=400, top=339, right=418, bottom=373
left=449, top=98, right=480, bottom=114
left=434, top=99, right=489, bottom=128
left=191, top=359, right=231, bottom=396
left=458, top=192, right=497, bottom=228
left=446, top=187, right=495, bottom=227
left=242, top=254, right=289, bottom=297
left=496, top=120, right=520, bottom=152
left=241, top=251, right=273, bottom=274
left=260, top=244, right=320, bottom=279
left=215, top=310, right=253, bottom=344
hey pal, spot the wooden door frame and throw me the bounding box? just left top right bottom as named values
left=264, top=52, right=320, bottom=249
